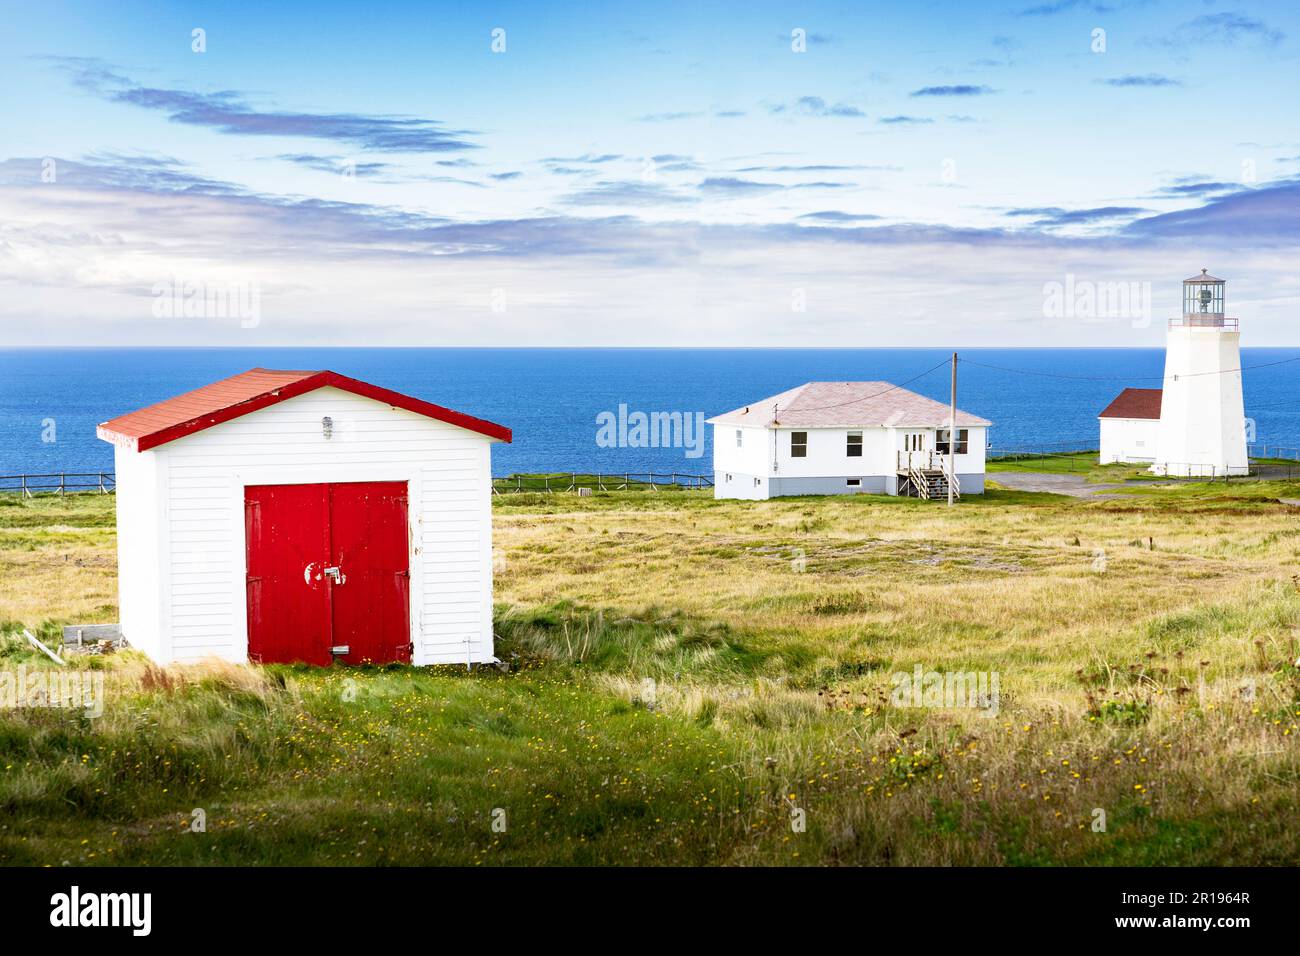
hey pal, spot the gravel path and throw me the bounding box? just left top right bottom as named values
left=989, top=472, right=1139, bottom=498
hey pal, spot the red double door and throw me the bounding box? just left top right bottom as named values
left=245, top=481, right=411, bottom=666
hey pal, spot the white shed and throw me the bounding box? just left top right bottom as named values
left=707, top=381, right=991, bottom=500
left=1098, top=388, right=1161, bottom=465
left=97, top=368, right=511, bottom=667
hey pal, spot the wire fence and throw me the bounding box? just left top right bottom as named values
left=986, top=447, right=1098, bottom=471
left=0, top=473, right=115, bottom=496
left=1248, top=443, right=1300, bottom=462
left=492, top=473, right=713, bottom=494
left=1248, top=462, right=1300, bottom=481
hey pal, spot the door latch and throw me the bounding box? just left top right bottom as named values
left=324, top=566, right=346, bottom=585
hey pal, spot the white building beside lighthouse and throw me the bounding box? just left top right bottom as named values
left=1099, top=270, right=1248, bottom=477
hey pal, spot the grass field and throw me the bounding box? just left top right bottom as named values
left=986, top=452, right=1151, bottom=481
left=2, top=481, right=1300, bottom=866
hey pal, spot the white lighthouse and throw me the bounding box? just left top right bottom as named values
left=1151, top=270, right=1248, bottom=477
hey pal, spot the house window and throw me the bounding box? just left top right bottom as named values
left=790, top=431, right=808, bottom=457
left=904, top=433, right=924, bottom=452
left=846, top=478, right=861, bottom=487
left=736, top=429, right=743, bottom=448
left=936, top=428, right=969, bottom=455
left=846, top=431, right=863, bottom=457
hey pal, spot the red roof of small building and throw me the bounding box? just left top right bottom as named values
left=1098, top=387, right=1162, bottom=421
left=97, top=368, right=512, bottom=451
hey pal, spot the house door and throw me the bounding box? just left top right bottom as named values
left=900, top=432, right=929, bottom=470
left=245, top=481, right=411, bottom=666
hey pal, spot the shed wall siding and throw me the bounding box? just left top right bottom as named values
left=114, top=444, right=166, bottom=661
left=1100, top=418, right=1159, bottom=464
left=153, top=387, right=495, bottom=665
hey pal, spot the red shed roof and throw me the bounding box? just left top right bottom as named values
left=97, top=368, right=512, bottom=451
left=1099, top=387, right=1162, bottom=421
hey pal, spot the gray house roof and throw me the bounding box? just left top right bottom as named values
left=706, top=382, right=992, bottom=429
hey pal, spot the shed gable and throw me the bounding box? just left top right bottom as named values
left=98, top=367, right=511, bottom=451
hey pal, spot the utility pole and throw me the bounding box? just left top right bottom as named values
left=772, top=403, right=779, bottom=474
left=948, top=351, right=957, bottom=507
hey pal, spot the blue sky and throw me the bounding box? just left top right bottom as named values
left=0, top=0, right=1297, bottom=345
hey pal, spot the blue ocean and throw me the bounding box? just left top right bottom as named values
left=2, top=348, right=1298, bottom=478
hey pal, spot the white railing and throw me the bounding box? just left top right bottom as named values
left=897, top=449, right=937, bottom=471
left=896, top=450, right=960, bottom=500
left=1168, top=316, right=1238, bottom=330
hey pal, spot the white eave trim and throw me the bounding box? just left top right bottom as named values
left=725, top=421, right=992, bottom=430
left=95, top=426, right=139, bottom=451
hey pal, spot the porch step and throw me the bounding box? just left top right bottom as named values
left=898, top=467, right=959, bottom=500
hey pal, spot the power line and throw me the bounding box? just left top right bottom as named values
left=962, top=354, right=1300, bottom=382
left=1171, top=355, right=1300, bottom=379
left=725, top=350, right=1299, bottom=425
left=961, top=359, right=1157, bottom=382
left=762, top=358, right=954, bottom=417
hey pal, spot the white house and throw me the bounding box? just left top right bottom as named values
left=706, top=381, right=991, bottom=500
left=97, top=368, right=511, bottom=667
left=1098, top=388, right=1161, bottom=464
left=1099, top=270, right=1248, bottom=476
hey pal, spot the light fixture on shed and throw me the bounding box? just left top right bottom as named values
left=322, top=416, right=333, bottom=439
